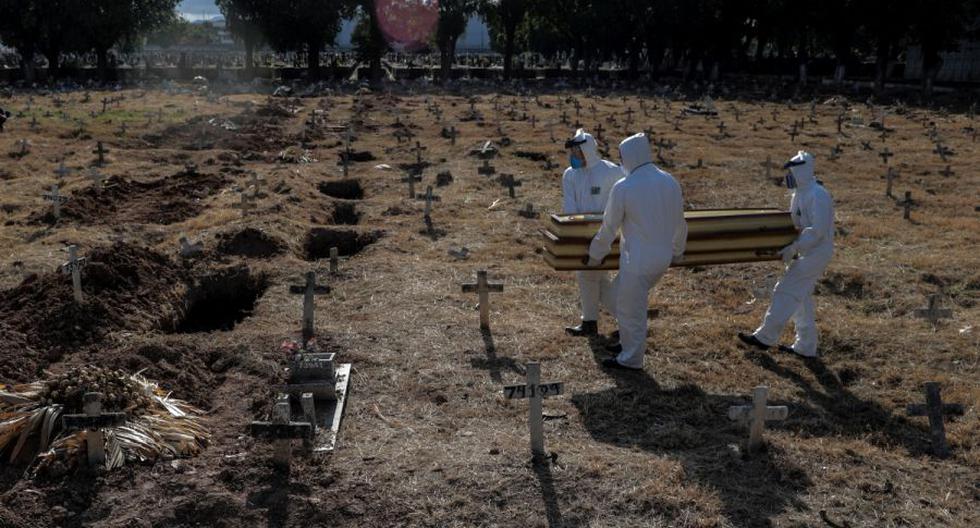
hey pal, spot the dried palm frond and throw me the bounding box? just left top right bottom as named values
left=0, top=366, right=210, bottom=474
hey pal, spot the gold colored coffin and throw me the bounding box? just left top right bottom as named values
left=548, top=209, right=795, bottom=240
left=542, top=209, right=796, bottom=271
left=543, top=249, right=781, bottom=271
left=543, top=229, right=796, bottom=257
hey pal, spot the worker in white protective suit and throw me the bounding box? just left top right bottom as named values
left=738, top=151, right=834, bottom=358
left=587, top=133, right=687, bottom=370
left=562, top=128, right=623, bottom=336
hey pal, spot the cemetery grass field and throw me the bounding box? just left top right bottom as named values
left=0, top=87, right=977, bottom=528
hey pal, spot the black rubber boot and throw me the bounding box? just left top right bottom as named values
left=737, top=332, right=770, bottom=351
left=565, top=320, right=598, bottom=337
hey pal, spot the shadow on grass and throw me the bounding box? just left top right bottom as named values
left=572, top=338, right=811, bottom=526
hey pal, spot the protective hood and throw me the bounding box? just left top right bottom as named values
left=618, top=133, right=654, bottom=175
left=566, top=128, right=602, bottom=167
left=784, top=151, right=816, bottom=189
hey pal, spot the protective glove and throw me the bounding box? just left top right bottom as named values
left=779, top=243, right=798, bottom=264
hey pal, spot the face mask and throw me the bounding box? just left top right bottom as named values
left=785, top=172, right=797, bottom=189
left=570, top=154, right=584, bottom=169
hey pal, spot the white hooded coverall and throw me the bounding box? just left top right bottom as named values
left=753, top=151, right=834, bottom=357
left=589, top=133, right=687, bottom=368
left=562, top=129, right=622, bottom=322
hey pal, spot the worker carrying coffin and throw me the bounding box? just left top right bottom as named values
left=561, top=128, right=622, bottom=337
left=738, top=151, right=834, bottom=358
left=584, top=133, right=687, bottom=370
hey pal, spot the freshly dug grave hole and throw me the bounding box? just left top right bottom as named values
left=216, top=227, right=287, bottom=258
left=303, top=228, right=381, bottom=261
left=318, top=179, right=364, bottom=199
left=170, top=266, right=268, bottom=333
left=332, top=202, right=361, bottom=225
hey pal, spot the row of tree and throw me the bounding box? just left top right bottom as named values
left=0, top=0, right=179, bottom=81
left=2, top=0, right=979, bottom=93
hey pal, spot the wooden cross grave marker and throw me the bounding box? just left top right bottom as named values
left=249, top=393, right=313, bottom=467
left=62, top=392, right=127, bottom=467
left=17, top=139, right=29, bottom=155
left=933, top=144, right=952, bottom=162
left=499, top=173, right=523, bottom=198
left=414, top=141, right=427, bottom=166
left=233, top=192, right=257, bottom=217
left=503, top=362, right=564, bottom=461
left=518, top=203, right=539, bottom=219
left=54, top=161, right=72, bottom=181
left=900, top=191, right=913, bottom=220
left=727, top=385, right=788, bottom=452
left=461, top=270, right=504, bottom=329
left=595, top=123, right=604, bottom=141
left=788, top=124, right=799, bottom=143
left=87, top=167, right=106, bottom=191
left=906, top=382, right=964, bottom=458
left=879, top=148, right=894, bottom=165
left=329, top=247, right=340, bottom=273
left=478, top=159, right=496, bottom=176
left=913, top=294, right=952, bottom=326
left=401, top=170, right=422, bottom=199
left=716, top=121, right=727, bottom=138
left=447, top=125, right=458, bottom=146
left=61, top=245, right=87, bottom=304
left=92, top=141, right=109, bottom=166
left=43, top=185, right=68, bottom=219
left=885, top=167, right=896, bottom=198
left=939, top=165, right=955, bottom=178
left=289, top=271, right=331, bottom=345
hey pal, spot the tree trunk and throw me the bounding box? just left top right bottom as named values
left=308, top=40, right=321, bottom=79
left=244, top=38, right=255, bottom=75
left=20, top=49, right=36, bottom=83
left=43, top=47, right=60, bottom=80
left=440, top=36, right=458, bottom=84
left=921, top=45, right=942, bottom=99
left=875, top=38, right=890, bottom=94
left=503, top=23, right=516, bottom=80
left=97, top=47, right=110, bottom=83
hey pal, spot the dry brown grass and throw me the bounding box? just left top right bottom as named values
left=0, top=86, right=976, bottom=527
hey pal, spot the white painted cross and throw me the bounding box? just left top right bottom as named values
left=461, top=270, right=504, bottom=329
left=289, top=271, right=331, bottom=345
left=913, top=294, right=952, bottom=325
left=61, top=245, right=88, bottom=303
left=727, top=385, right=788, bottom=452
left=43, top=185, right=68, bottom=219
left=233, top=192, right=257, bottom=217
left=503, top=362, right=564, bottom=460
left=61, top=392, right=126, bottom=467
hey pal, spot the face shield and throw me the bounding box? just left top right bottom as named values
left=565, top=137, right=587, bottom=169
left=783, top=158, right=806, bottom=189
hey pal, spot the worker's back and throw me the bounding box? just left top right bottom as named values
left=614, top=135, right=686, bottom=273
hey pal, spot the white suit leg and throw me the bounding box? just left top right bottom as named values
left=599, top=273, right=617, bottom=320
left=791, top=293, right=818, bottom=356
left=615, top=270, right=663, bottom=369
left=754, top=254, right=827, bottom=347
left=576, top=270, right=603, bottom=321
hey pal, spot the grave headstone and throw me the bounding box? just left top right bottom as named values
left=60, top=245, right=87, bottom=304
left=503, top=362, right=564, bottom=461
left=913, top=294, right=952, bottom=325
left=61, top=392, right=126, bottom=467
left=289, top=271, right=330, bottom=345
left=43, top=185, right=68, bottom=220
left=906, top=382, right=964, bottom=458
left=461, top=270, right=504, bottom=329
left=727, top=385, right=788, bottom=452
